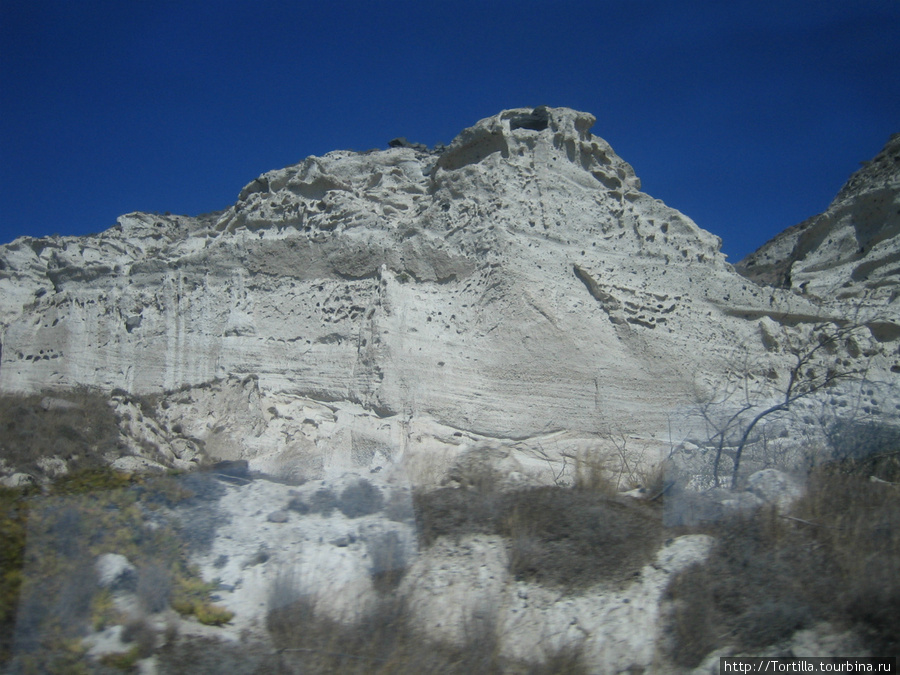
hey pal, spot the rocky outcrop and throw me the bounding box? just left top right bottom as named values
left=737, top=133, right=900, bottom=304
left=3, top=108, right=898, bottom=672
left=0, top=108, right=897, bottom=485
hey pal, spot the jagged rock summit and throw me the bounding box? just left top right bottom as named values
left=0, top=107, right=897, bottom=483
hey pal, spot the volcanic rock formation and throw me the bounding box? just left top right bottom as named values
left=737, top=132, right=900, bottom=306
left=0, top=107, right=897, bottom=484
left=2, top=108, right=898, bottom=673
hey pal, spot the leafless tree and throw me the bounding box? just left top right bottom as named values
left=693, top=315, right=888, bottom=488
left=727, top=321, right=870, bottom=487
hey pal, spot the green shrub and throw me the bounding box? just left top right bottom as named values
left=193, top=602, right=234, bottom=626
left=3, top=468, right=233, bottom=670
left=50, top=466, right=136, bottom=496
left=90, top=588, right=117, bottom=631
left=171, top=573, right=216, bottom=616
left=99, top=644, right=143, bottom=671
left=0, top=485, right=33, bottom=664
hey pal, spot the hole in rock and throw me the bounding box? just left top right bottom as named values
left=509, top=107, right=550, bottom=132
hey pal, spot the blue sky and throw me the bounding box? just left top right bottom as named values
left=1, top=1, right=898, bottom=261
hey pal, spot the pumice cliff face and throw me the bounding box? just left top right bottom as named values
left=737, top=132, right=900, bottom=305
left=0, top=108, right=896, bottom=480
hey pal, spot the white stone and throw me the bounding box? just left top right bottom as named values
left=746, top=468, right=804, bottom=510
left=0, top=107, right=896, bottom=490
left=0, top=472, right=35, bottom=488
left=36, top=456, right=68, bottom=478
left=738, top=133, right=900, bottom=304
left=96, top=553, right=137, bottom=590
left=184, top=473, right=417, bottom=631
left=40, top=396, right=79, bottom=411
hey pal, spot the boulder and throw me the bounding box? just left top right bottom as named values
left=95, top=553, right=137, bottom=591
left=0, top=472, right=35, bottom=488
left=746, top=468, right=804, bottom=510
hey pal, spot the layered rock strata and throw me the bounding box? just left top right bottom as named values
left=737, top=133, right=900, bottom=306
left=0, top=108, right=897, bottom=482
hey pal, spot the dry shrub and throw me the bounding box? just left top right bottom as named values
left=156, top=634, right=282, bottom=674
left=795, top=467, right=900, bottom=655
left=665, top=563, right=715, bottom=667
left=444, top=451, right=505, bottom=494
left=366, top=531, right=407, bottom=593
left=499, top=488, right=662, bottom=588
left=339, top=479, right=384, bottom=518
left=414, top=484, right=662, bottom=589
left=267, top=590, right=582, bottom=674
left=267, top=593, right=431, bottom=673
left=572, top=451, right=617, bottom=494
left=825, top=421, right=900, bottom=479
left=383, top=489, right=415, bottom=523
left=637, top=461, right=669, bottom=498
left=665, top=458, right=900, bottom=660
left=0, top=389, right=120, bottom=476
left=286, top=495, right=310, bottom=514
left=735, top=600, right=812, bottom=649
left=665, top=507, right=817, bottom=659
left=137, top=563, right=172, bottom=614
left=308, top=488, right=340, bottom=516
left=121, top=618, right=157, bottom=658
left=413, top=487, right=501, bottom=546
left=411, top=450, right=505, bottom=546
left=528, top=646, right=590, bottom=675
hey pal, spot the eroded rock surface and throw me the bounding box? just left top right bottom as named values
left=737, top=133, right=900, bottom=305
left=3, top=107, right=898, bottom=674
left=2, top=108, right=896, bottom=488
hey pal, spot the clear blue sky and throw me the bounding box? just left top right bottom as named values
left=1, top=1, right=898, bottom=261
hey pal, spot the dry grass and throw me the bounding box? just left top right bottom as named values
left=0, top=388, right=121, bottom=477
left=665, top=456, right=900, bottom=664
left=413, top=475, right=663, bottom=590
left=266, top=590, right=588, bottom=674
left=572, top=450, right=618, bottom=494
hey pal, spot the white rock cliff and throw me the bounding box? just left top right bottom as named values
left=738, top=132, right=900, bottom=307
left=2, top=108, right=898, bottom=673
left=0, top=107, right=897, bottom=482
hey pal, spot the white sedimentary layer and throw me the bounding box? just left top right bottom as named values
left=5, top=107, right=893, bottom=475
left=738, top=133, right=900, bottom=305
left=2, top=108, right=896, bottom=671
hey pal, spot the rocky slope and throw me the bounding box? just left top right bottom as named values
left=737, top=132, right=900, bottom=306
left=3, top=107, right=895, bottom=488
left=2, top=108, right=898, bottom=673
